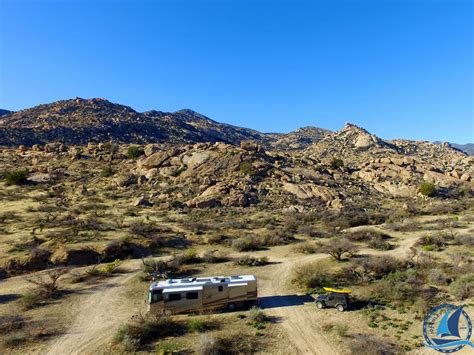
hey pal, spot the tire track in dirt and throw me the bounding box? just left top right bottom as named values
left=46, top=262, right=142, bottom=355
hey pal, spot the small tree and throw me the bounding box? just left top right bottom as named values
left=322, top=238, right=358, bottom=261
left=419, top=182, right=436, bottom=197
left=25, top=267, right=68, bottom=298
left=127, top=146, right=144, bottom=159
left=5, top=170, right=29, bottom=185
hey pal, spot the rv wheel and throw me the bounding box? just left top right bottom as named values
left=227, top=302, right=237, bottom=311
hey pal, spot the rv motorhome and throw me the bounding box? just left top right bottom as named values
left=148, top=275, right=257, bottom=314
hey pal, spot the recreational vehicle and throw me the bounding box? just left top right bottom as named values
left=147, top=275, right=257, bottom=314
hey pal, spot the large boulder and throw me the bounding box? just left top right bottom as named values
left=114, top=174, right=136, bottom=187
left=186, top=152, right=210, bottom=169
left=282, top=183, right=335, bottom=202
left=240, top=141, right=265, bottom=154
left=138, top=148, right=182, bottom=169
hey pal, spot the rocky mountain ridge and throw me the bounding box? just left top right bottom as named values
left=0, top=98, right=472, bottom=156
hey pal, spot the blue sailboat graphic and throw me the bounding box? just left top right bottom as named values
left=425, top=306, right=474, bottom=350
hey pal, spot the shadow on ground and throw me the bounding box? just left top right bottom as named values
left=0, top=293, right=20, bottom=304
left=258, top=294, right=314, bottom=309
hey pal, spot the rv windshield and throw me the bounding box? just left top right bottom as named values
left=149, top=289, right=163, bottom=303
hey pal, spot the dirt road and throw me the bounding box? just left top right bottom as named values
left=43, top=230, right=424, bottom=355
left=258, top=254, right=339, bottom=355
left=46, top=262, right=142, bottom=355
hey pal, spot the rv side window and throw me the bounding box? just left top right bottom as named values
left=150, top=290, right=163, bottom=303
left=186, top=292, right=199, bottom=300
left=218, top=286, right=223, bottom=292
left=168, top=293, right=181, bottom=302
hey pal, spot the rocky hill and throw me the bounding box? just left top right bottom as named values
left=0, top=98, right=270, bottom=146
left=0, top=98, right=333, bottom=149
left=265, top=126, right=331, bottom=151
left=442, top=142, right=474, bottom=156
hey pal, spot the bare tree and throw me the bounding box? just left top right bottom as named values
left=25, top=267, right=68, bottom=297
left=141, top=258, right=172, bottom=280
left=322, top=238, right=358, bottom=261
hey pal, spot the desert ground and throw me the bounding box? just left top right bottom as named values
left=0, top=171, right=473, bottom=354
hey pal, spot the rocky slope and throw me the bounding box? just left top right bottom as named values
left=0, top=98, right=331, bottom=148
left=0, top=98, right=270, bottom=146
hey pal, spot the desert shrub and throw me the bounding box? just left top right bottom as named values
left=100, top=166, right=114, bottom=177
left=239, top=161, right=253, bottom=175
left=248, top=307, right=267, bottom=325
left=5, top=169, right=29, bottom=185
left=359, top=256, right=406, bottom=280
left=370, top=269, right=426, bottom=305
left=20, top=291, right=43, bottom=310
left=292, top=241, right=318, bottom=254
left=454, top=234, right=474, bottom=246
left=201, top=250, right=228, bottom=263
left=126, top=146, right=144, bottom=159
left=129, top=221, right=165, bottom=237
left=334, top=323, right=349, bottom=337
left=322, top=238, right=358, bottom=261
left=261, top=230, right=295, bottom=246
left=232, top=235, right=263, bottom=252
left=451, top=274, right=474, bottom=300
left=346, top=229, right=393, bottom=250
left=349, top=334, right=398, bottom=355
left=0, top=315, right=25, bottom=334
left=156, top=341, right=182, bottom=354
left=86, top=259, right=122, bottom=278
left=2, top=335, right=27, bottom=348
left=235, top=255, right=269, bottom=267
left=367, top=236, right=392, bottom=250
left=22, top=267, right=68, bottom=308
left=325, top=208, right=369, bottom=229
left=427, top=268, right=448, bottom=285
left=416, top=234, right=446, bottom=251
left=330, top=158, right=344, bottom=169
left=172, top=248, right=201, bottom=266
left=207, top=234, right=229, bottom=245
left=186, top=317, right=217, bottom=333
left=114, top=312, right=180, bottom=349
left=419, top=181, right=436, bottom=197
left=199, top=332, right=257, bottom=355
left=292, top=261, right=332, bottom=290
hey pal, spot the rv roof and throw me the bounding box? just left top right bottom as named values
left=149, top=275, right=256, bottom=291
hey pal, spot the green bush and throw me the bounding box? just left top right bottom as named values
left=114, top=313, right=180, bottom=349
left=20, top=291, right=42, bottom=310
left=235, top=255, right=269, bottom=266
left=232, top=236, right=263, bottom=252
left=451, top=274, right=474, bottom=300
left=248, top=307, right=267, bottom=325
left=330, top=158, right=344, bottom=169
left=419, top=182, right=436, bottom=197
left=239, top=161, right=253, bottom=175
left=186, top=317, right=216, bottom=333
left=292, top=241, right=318, bottom=254
left=100, top=166, right=114, bottom=177
left=292, top=261, right=331, bottom=290
left=157, top=341, right=182, bottom=354
left=5, top=170, right=29, bottom=185
left=127, top=146, right=144, bottom=159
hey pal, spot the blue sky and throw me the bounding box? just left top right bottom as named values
left=0, top=0, right=472, bottom=143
